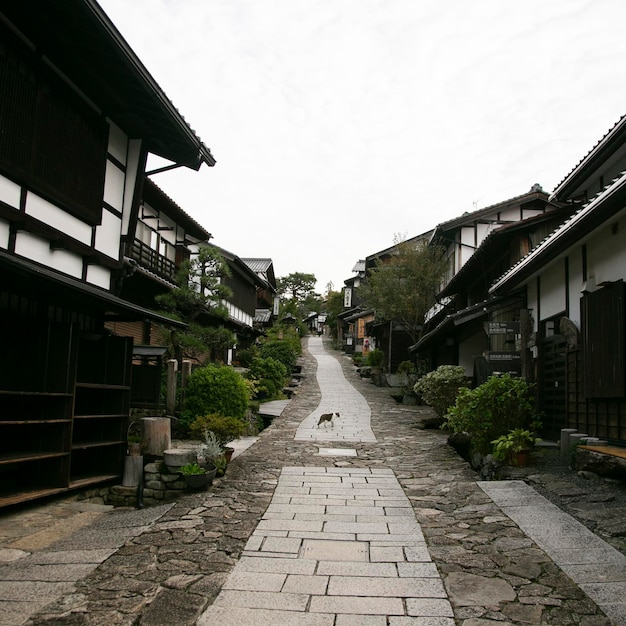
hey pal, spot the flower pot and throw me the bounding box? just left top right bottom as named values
left=514, top=449, right=530, bottom=467
left=127, top=442, right=142, bottom=456
left=224, top=447, right=235, bottom=463
left=182, top=465, right=217, bottom=490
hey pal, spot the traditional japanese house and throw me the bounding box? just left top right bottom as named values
left=0, top=1, right=215, bottom=506
left=490, top=116, right=626, bottom=442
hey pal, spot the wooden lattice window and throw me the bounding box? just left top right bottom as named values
left=582, top=280, right=625, bottom=398
left=0, top=24, right=107, bottom=225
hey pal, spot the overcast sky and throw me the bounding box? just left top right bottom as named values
left=99, top=0, right=625, bottom=294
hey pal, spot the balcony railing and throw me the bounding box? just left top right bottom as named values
left=129, top=240, right=176, bottom=282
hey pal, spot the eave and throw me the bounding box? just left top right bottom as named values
left=490, top=171, right=626, bottom=295
left=0, top=1, right=215, bottom=169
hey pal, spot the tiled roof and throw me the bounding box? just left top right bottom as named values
left=550, top=115, right=626, bottom=200
left=490, top=170, right=626, bottom=294
left=431, top=186, right=548, bottom=236
left=242, top=258, right=273, bottom=273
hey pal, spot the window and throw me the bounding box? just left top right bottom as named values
left=582, top=280, right=625, bottom=397
left=0, top=24, right=107, bottom=225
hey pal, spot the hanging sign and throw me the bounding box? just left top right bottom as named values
left=487, top=321, right=520, bottom=334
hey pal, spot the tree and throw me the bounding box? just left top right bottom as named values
left=156, top=245, right=236, bottom=364
left=277, top=272, right=317, bottom=302
left=359, top=236, right=447, bottom=344
left=324, top=290, right=344, bottom=340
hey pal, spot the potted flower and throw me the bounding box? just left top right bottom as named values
left=491, top=428, right=537, bottom=467
left=197, top=429, right=228, bottom=477
left=126, top=421, right=142, bottom=456
left=179, top=462, right=217, bottom=490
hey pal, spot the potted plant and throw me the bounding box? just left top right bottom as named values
left=126, top=421, right=142, bottom=456
left=190, top=414, right=244, bottom=464
left=179, top=462, right=217, bottom=490
left=491, top=428, right=537, bottom=467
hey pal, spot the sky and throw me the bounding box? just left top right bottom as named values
left=99, top=0, right=625, bottom=294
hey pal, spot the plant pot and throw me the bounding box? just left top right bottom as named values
left=127, top=442, right=142, bottom=456
left=224, top=447, right=235, bottom=463
left=514, top=449, right=530, bottom=467
left=182, top=465, right=217, bottom=490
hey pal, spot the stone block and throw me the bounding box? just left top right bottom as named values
left=145, top=480, right=165, bottom=490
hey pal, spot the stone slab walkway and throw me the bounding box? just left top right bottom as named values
left=295, top=337, right=375, bottom=443
left=198, top=466, right=453, bottom=625
left=480, top=480, right=626, bottom=625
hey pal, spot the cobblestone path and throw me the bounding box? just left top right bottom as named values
left=22, top=337, right=619, bottom=625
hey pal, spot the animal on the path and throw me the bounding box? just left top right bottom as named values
left=317, top=412, right=339, bottom=428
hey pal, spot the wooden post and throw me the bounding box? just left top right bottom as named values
left=141, top=417, right=171, bottom=457
left=166, top=359, right=178, bottom=415
left=181, top=359, right=192, bottom=388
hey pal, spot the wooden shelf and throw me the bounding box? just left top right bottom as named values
left=0, top=390, right=73, bottom=397
left=75, top=383, right=130, bottom=391
left=69, top=474, right=121, bottom=489
left=71, top=440, right=125, bottom=450
left=0, top=419, right=71, bottom=425
left=0, top=451, right=69, bottom=465
left=74, top=413, right=126, bottom=420
left=0, top=320, right=132, bottom=508
left=0, top=487, right=70, bottom=508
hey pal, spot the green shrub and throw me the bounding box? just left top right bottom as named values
left=366, top=349, right=384, bottom=367
left=189, top=413, right=245, bottom=445
left=259, top=340, right=298, bottom=372
left=246, top=356, right=288, bottom=400
left=236, top=346, right=258, bottom=367
left=183, top=364, right=249, bottom=426
left=414, top=365, right=467, bottom=418
left=397, top=360, right=417, bottom=376
left=445, top=374, right=540, bottom=454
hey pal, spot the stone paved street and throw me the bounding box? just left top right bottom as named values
left=2, top=336, right=625, bottom=624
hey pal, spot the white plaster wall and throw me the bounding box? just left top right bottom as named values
left=121, top=139, right=142, bottom=237
left=499, top=206, right=520, bottom=221
left=94, top=209, right=122, bottom=259
left=104, top=160, right=125, bottom=212
left=586, top=215, right=626, bottom=285
left=0, top=174, right=20, bottom=209
left=460, top=226, right=475, bottom=268
left=539, top=262, right=567, bottom=320
left=475, top=222, right=492, bottom=248
left=158, top=214, right=177, bottom=245
left=86, top=264, right=111, bottom=290
left=522, top=208, right=544, bottom=220
left=459, top=331, right=488, bottom=376
left=567, top=247, right=584, bottom=329
left=107, top=122, right=128, bottom=166
left=224, top=301, right=253, bottom=328
left=25, top=192, right=92, bottom=245
left=15, top=231, right=82, bottom=278
left=0, top=219, right=9, bottom=249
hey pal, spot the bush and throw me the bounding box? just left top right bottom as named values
left=259, top=340, right=298, bottom=372
left=414, top=365, right=467, bottom=418
left=366, top=349, right=384, bottom=368
left=246, top=356, right=288, bottom=400
left=236, top=346, right=258, bottom=367
left=445, top=374, right=540, bottom=454
left=183, top=364, right=249, bottom=426
left=189, top=413, right=245, bottom=446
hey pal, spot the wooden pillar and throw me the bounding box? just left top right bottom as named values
left=166, top=359, right=178, bottom=415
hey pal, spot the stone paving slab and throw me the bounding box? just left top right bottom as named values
left=197, top=466, right=454, bottom=623
left=295, top=338, right=376, bottom=443
left=480, top=479, right=626, bottom=624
